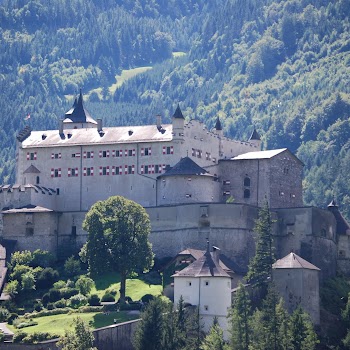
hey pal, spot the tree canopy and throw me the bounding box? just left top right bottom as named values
left=82, top=195, right=154, bottom=302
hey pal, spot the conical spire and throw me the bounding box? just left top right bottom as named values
left=215, top=117, right=222, bottom=131
left=64, top=90, right=97, bottom=124
left=249, top=128, right=261, bottom=141
left=328, top=198, right=338, bottom=209
left=173, top=104, right=184, bottom=119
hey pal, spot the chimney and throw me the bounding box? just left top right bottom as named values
left=212, top=246, right=220, bottom=264
left=59, top=119, right=64, bottom=135
left=156, top=114, right=161, bottom=129
left=97, top=118, right=102, bottom=133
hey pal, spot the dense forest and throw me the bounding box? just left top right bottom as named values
left=1, top=0, right=350, bottom=217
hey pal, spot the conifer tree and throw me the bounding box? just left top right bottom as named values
left=200, top=318, right=226, bottom=350
left=229, top=283, right=251, bottom=350
left=246, top=199, right=274, bottom=286
left=289, top=306, right=318, bottom=350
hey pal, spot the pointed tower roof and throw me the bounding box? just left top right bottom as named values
left=273, top=253, right=320, bottom=271
left=327, top=199, right=350, bottom=235
left=215, top=117, right=222, bottom=131
left=172, top=247, right=230, bottom=278
left=159, top=157, right=209, bottom=177
left=23, top=165, right=40, bottom=174
left=249, top=128, right=261, bottom=141
left=172, top=104, right=184, bottom=119
left=64, top=90, right=97, bottom=124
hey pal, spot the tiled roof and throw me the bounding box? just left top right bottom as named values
left=178, top=248, right=206, bottom=260
left=159, top=157, right=210, bottom=177
left=272, top=253, right=320, bottom=271
left=172, top=250, right=231, bottom=278
left=23, top=165, right=41, bottom=174
left=21, top=124, right=173, bottom=148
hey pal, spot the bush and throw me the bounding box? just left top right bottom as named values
left=120, top=301, right=142, bottom=311
left=0, top=307, right=10, bottom=322
left=36, top=268, right=59, bottom=289
left=31, top=250, right=55, bottom=268
left=68, top=294, right=88, bottom=308
left=78, top=305, right=103, bottom=313
left=88, top=294, right=100, bottom=306
left=142, top=271, right=162, bottom=285
left=53, top=280, right=66, bottom=289
left=22, top=332, right=60, bottom=343
left=101, top=293, right=115, bottom=302
left=13, top=331, right=28, bottom=343
left=24, top=308, right=70, bottom=319
left=141, top=294, right=155, bottom=303
left=13, top=318, right=38, bottom=329
left=54, top=299, right=67, bottom=309
left=75, top=276, right=94, bottom=295
left=60, top=287, right=79, bottom=299
left=48, top=288, right=61, bottom=302
left=34, top=302, right=43, bottom=312
left=7, top=312, right=19, bottom=325
left=64, top=256, right=81, bottom=277
left=47, top=303, right=55, bottom=310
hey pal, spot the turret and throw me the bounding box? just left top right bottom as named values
left=172, top=104, right=185, bottom=142
left=249, top=128, right=262, bottom=150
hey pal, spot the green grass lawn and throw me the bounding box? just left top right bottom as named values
left=91, top=272, right=162, bottom=301
left=172, top=51, right=186, bottom=57
left=7, top=311, right=138, bottom=336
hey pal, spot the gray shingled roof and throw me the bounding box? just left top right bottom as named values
left=272, top=253, right=320, bottom=271
left=23, top=165, right=41, bottom=174
left=64, top=91, right=97, bottom=125
left=159, top=157, right=211, bottom=177
left=172, top=250, right=231, bottom=278
left=21, top=124, right=173, bottom=148
left=249, top=128, right=261, bottom=141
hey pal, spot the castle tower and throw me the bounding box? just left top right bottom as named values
left=214, top=117, right=223, bottom=157
left=62, top=90, right=97, bottom=130
left=172, top=104, right=185, bottom=142
left=249, top=128, right=262, bottom=150
left=272, top=252, right=320, bottom=325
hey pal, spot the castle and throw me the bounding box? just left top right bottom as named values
left=0, top=91, right=349, bottom=284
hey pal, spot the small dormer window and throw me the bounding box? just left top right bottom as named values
left=204, top=305, right=209, bottom=311
left=205, top=281, right=209, bottom=286
left=188, top=281, right=192, bottom=287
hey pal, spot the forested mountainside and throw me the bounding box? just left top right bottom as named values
left=1, top=0, right=350, bottom=217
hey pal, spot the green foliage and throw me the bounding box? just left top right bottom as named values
left=57, top=317, right=97, bottom=350
left=31, top=250, right=55, bottom=268
left=64, top=256, right=81, bottom=277
left=83, top=195, right=154, bottom=302
left=5, top=280, right=19, bottom=299
left=246, top=200, right=274, bottom=285
left=88, top=294, right=100, bottom=306
left=0, top=307, right=10, bottom=322
left=229, top=283, right=251, bottom=350
left=75, top=276, right=94, bottom=296
left=101, top=293, right=115, bottom=302
left=9, top=251, right=33, bottom=270
left=36, top=267, right=59, bottom=289
left=200, top=320, right=226, bottom=350
left=68, top=294, right=88, bottom=309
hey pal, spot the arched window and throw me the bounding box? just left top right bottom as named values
left=244, top=177, right=250, bottom=187
left=244, top=189, right=250, bottom=199
left=36, top=176, right=40, bottom=184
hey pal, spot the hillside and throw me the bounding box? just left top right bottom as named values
left=1, top=0, right=350, bottom=217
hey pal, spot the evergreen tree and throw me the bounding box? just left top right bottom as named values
left=246, top=199, right=274, bottom=286
left=133, top=297, right=167, bottom=350
left=289, top=306, right=318, bottom=350
left=200, top=318, right=226, bottom=350
left=229, top=283, right=251, bottom=350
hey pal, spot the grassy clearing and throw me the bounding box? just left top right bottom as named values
left=172, top=51, right=186, bottom=57
left=7, top=311, right=137, bottom=336
left=91, top=272, right=162, bottom=301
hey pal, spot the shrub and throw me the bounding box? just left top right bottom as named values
left=53, top=280, right=66, bottom=289
left=68, top=294, right=88, bottom=308
left=36, top=268, right=59, bottom=289
left=78, top=305, right=103, bottom=313
left=48, top=288, right=61, bottom=302
left=7, top=312, right=19, bottom=325
left=75, top=276, right=94, bottom=296
left=0, top=331, right=4, bottom=342
left=60, top=287, right=79, bottom=299
left=141, top=294, right=155, bottom=303
left=54, top=299, right=66, bottom=308
left=120, top=301, right=142, bottom=311
left=22, top=332, right=60, bottom=343
left=31, top=250, right=55, bottom=268
left=10, top=251, right=33, bottom=270
left=10, top=264, right=32, bottom=281
left=66, top=279, right=75, bottom=288
left=142, top=271, right=162, bottom=285
left=101, top=293, right=115, bottom=302
left=13, top=318, right=38, bottom=329
left=13, top=331, right=28, bottom=343
left=4, top=280, right=19, bottom=299
left=64, top=256, right=81, bottom=277
left=0, top=307, right=10, bottom=322
left=34, top=302, right=43, bottom=312
left=88, top=294, right=100, bottom=306
left=47, top=303, right=55, bottom=310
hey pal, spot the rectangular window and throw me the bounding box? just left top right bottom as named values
left=144, top=165, right=149, bottom=174
left=86, top=151, right=91, bottom=158
left=114, top=150, right=122, bottom=157
left=223, top=191, right=231, bottom=196
left=68, top=168, right=79, bottom=177
left=192, top=148, right=196, bottom=156
left=128, top=165, right=133, bottom=174
left=71, top=153, right=81, bottom=158
left=100, top=166, right=109, bottom=176
left=206, top=152, right=211, bottom=160
left=144, top=147, right=151, bottom=156
left=223, top=180, right=230, bottom=185
left=128, top=149, right=133, bottom=156
left=51, top=153, right=61, bottom=159
left=51, top=168, right=61, bottom=178
left=84, top=167, right=94, bottom=176
left=155, top=165, right=160, bottom=174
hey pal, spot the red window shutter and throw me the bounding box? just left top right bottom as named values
left=112, top=150, right=115, bottom=157
left=141, top=165, right=144, bottom=174
left=51, top=153, right=54, bottom=159
left=99, top=151, right=102, bottom=158
left=132, top=165, right=135, bottom=174
left=132, top=149, right=136, bottom=156
left=83, top=152, right=86, bottom=158
left=119, top=166, right=122, bottom=175
left=107, top=150, right=110, bottom=157
left=125, top=150, right=128, bottom=157
left=51, top=168, right=54, bottom=178
left=58, top=153, right=62, bottom=159
left=141, top=148, right=144, bottom=156
left=149, top=148, right=152, bottom=156
left=171, top=146, right=174, bottom=154
left=91, top=167, right=94, bottom=176
left=163, top=146, right=166, bottom=155
left=58, top=168, right=61, bottom=177
left=91, top=151, right=94, bottom=158
left=120, top=149, right=123, bottom=157
left=27, top=153, right=30, bottom=160
left=112, top=166, right=115, bottom=175
left=83, top=167, right=87, bottom=176
left=75, top=168, right=79, bottom=176
left=68, top=168, right=71, bottom=177
left=99, top=167, right=102, bottom=175
left=125, top=165, right=128, bottom=174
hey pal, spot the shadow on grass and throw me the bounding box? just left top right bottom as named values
left=90, top=311, right=139, bottom=329
left=93, top=271, right=121, bottom=291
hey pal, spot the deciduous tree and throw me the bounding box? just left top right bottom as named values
left=83, top=196, right=153, bottom=302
